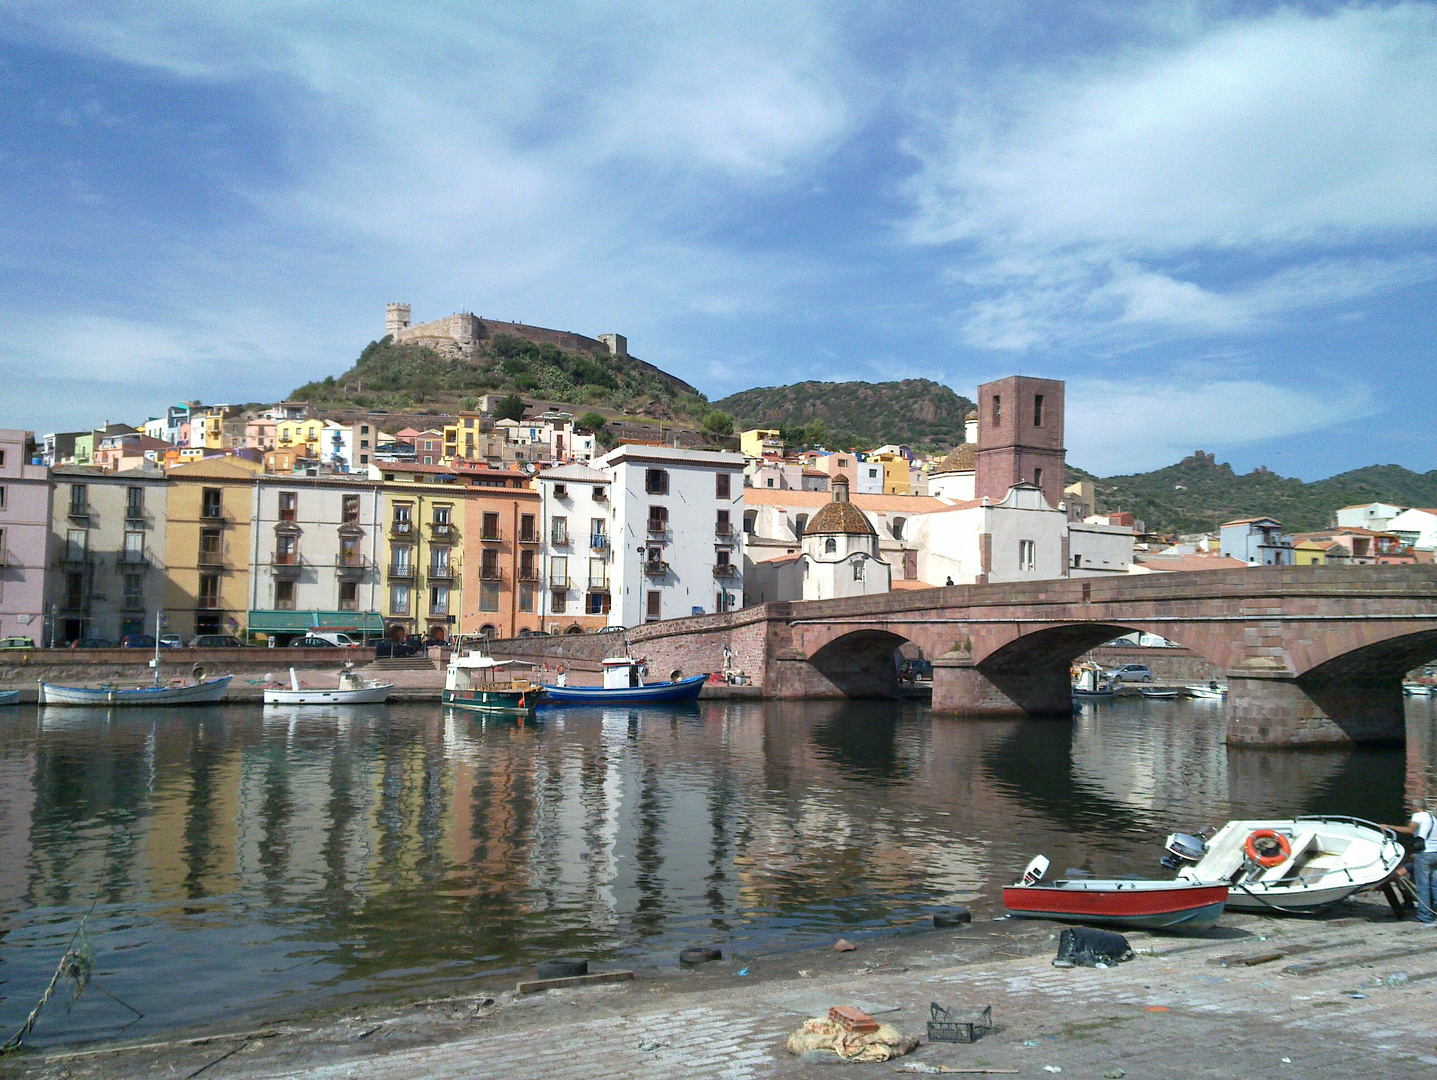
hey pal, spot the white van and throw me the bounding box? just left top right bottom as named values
left=298, top=631, right=363, bottom=648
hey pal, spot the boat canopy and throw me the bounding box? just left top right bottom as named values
left=450, top=652, right=535, bottom=670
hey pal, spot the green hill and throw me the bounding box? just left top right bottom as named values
left=1091, top=452, right=1437, bottom=535
left=292, top=333, right=709, bottom=419
left=714, top=379, right=976, bottom=452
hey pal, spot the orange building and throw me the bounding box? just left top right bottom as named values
left=459, top=468, right=543, bottom=638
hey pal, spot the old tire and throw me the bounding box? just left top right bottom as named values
left=536, top=959, right=588, bottom=979
left=679, top=946, right=722, bottom=964
left=933, top=907, right=972, bottom=928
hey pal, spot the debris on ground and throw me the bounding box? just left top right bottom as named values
left=834, top=939, right=858, bottom=952
left=785, top=1016, right=918, bottom=1063
left=1053, top=927, right=1133, bottom=969
left=927, top=1002, right=992, bottom=1043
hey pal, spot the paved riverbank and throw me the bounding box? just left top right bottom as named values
left=8, top=898, right=1434, bottom=1080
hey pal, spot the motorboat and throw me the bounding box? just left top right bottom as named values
left=39, top=674, right=232, bottom=707
left=444, top=652, right=545, bottom=715
left=263, top=665, right=393, bottom=706
left=1402, top=682, right=1434, bottom=697
left=541, top=657, right=706, bottom=706
left=1162, top=817, right=1404, bottom=913
left=1139, top=687, right=1181, bottom=700
left=1071, top=662, right=1118, bottom=698
left=0, top=690, right=18, bottom=706
left=1186, top=683, right=1227, bottom=699
left=1003, top=856, right=1227, bottom=931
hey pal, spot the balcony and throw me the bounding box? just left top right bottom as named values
left=125, top=510, right=150, bottom=528
left=58, top=549, right=92, bottom=566
left=270, top=553, right=303, bottom=579
left=429, top=522, right=456, bottom=542
left=517, top=565, right=541, bottom=582
left=67, top=503, right=93, bottom=523
left=196, top=595, right=223, bottom=610
left=550, top=575, right=570, bottom=591
left=646, top=524, right=671, bottom=542
left=550, top=529, right=570, bottom=547
left=387, top=563, right=416, bottom=581
left=480, top=528, right=502, bottom=543
left=389, top=520, right=415, bottom=539
left=199, top=509, right=228, bottom=525
left=518, top=528, right=541, bottom=545
left=118, top=550, right=150, bottom=569
left=590, top=533, right=609, bottom=550
left=643, top=560, right=670, bottom=577
left=426, top=564, right=456, bottom=584
left=713, top=563, right=740, bottom=578
left=121, top=595, right=146, bottom=612
left=335, top=554, right=370, bottom=578
left=588, top=576, right=610, bottom=591
left=715, top=525, right=736, bottom=543
left=478, top=564, right=503, bottom=581
left=197, top=549, right=225, bottom=568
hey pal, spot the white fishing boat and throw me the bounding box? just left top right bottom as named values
left=1139, top=686, right=1181, bottom=700
left=39, top=675, right=232, bottom=707
left=1402, top=682, right=1434, bottom=697
left=1186, top=683, right=1227, bottom=699
left=263, top=665, right=393, bottom=706
left=0, top=690, right=19, bottom=706
left=1162, top=816, right=1404, bottom=913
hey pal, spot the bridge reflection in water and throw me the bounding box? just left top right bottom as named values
left=0, top=698, right=1431, bottom=1046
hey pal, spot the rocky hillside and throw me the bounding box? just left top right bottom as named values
left=1091, top=452, right=1437, bottom=535
left=714, top=379, right=976, bottom=452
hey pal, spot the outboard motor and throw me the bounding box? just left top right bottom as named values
left=1161, top=832, right=1206, bottom=871
left=1021, top=855, right=1050, bottom=885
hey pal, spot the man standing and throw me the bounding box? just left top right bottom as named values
left=1388, top=805, right=1437, bottom=924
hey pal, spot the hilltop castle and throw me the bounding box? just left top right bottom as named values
left=384, top=303, right=627, bottom=362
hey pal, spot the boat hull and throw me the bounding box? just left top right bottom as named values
left=264, top=684, right=393, bottom=705
left=0, top=690, right=18, bottom=706
left=540, top=674, right=707, bottom=705
left=38, top=676, right=233, bottom=707
left=444, top=687, right=543, bottom=714
left=1004, top=881, right=1229, bottom=931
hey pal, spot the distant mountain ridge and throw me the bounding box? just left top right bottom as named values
left=715, top=379, right=976, bottom=453
left=1088, top=452, right=1437, bottom=535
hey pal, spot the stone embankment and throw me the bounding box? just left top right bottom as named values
left=8, top=900, right=1434, bottom=1080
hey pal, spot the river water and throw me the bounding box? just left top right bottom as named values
left=1, top=697, right=1434, bottom=1046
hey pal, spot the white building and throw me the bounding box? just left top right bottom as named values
left=596, top=444, right=745, bottom=626
left=1335, top=502, right=1404, bottom=532
left=907, top=485, right=1068, bottom=585
left=1388, top=507, right=1437, bottom=551
left=855, top=457, right=885, bottom=494
left=794, top=477, right=892, bottom=600
left=536, top=464, right=613, bottom=631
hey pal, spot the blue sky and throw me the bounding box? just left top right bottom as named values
left=1, top=1, right=1434, bottom=478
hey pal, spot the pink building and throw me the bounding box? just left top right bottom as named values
left=0, top=429, right=51, bottom=644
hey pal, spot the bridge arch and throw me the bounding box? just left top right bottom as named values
left=807, top=629, right=912, bottom=699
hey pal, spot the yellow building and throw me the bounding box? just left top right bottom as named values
left=163, top=456, right=263, bottom=639
left=1293, top=539, right=1334, bottom=566
left=379, top=468, right=466, bottom=641
left=276, top=417, right=324, bottom=458
left=443, top=412, right=497, bottom=462
left=740, top=428, right=783, bottom=459
left=871, top=451, right=911, bottom=495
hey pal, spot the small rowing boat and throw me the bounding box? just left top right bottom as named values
left=1186, top=683, right=1227, bottom=699
left=0, top=690, right=18, bottom=706
left=263, top=665, right=393, bottom=705
left=541, top=657, right=706, bottom=706
left=1003, top=856, right=1227, bottom=931
left=39, top=675, right=232, bottom=707
left=1139, top=687, right=1180, bottom=700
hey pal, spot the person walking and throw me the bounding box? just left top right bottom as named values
left=1388, top=805, right=1437, bottom=924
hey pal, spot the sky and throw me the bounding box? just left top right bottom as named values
left=1, top=1, right=1434, bottom=478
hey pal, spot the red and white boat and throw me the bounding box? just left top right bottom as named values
left=1003, top=856, right=1228, bottom=931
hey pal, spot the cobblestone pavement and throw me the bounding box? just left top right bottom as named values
left=12, top=910, right=1436, bottom=1080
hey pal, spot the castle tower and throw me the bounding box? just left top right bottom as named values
left=386, top=302, right=412, bottom=339
left=973, top=375, right=1066, bottom=508
left=598, top=333, right=627, bottom=357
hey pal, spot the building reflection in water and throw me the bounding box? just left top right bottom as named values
left=0, top=697, right=1429, bottom=1044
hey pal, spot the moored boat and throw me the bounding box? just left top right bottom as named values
left=1003, top=856, right=1227, bottom=931
left=1186, top=683, right=1227, bottom=699
left=1402, top=682, right=1434, bottom=697
left=263, top=665, right=394, bottom=705
left=1139, top=687, right=1180, bottom=700
left=1071, top=661, right=1118, bottom=698
left=39, top=675, right=232, bottom=707
left=0, top=690, right=18, bottom=706
left=541, top=657, right=706, bottom=706
left=1162, top=816, right=1404, bottom=913
left=444, top=652, right=545, bottom=715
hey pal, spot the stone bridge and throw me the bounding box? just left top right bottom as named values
left=623, top=566, right=1437, bottom=747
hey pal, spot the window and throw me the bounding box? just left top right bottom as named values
left=0, top=487, right=5, bottom=510
left=892, top=517, right=906, bottom=540
left=199, top=528, right=222, bottom=564
left=430, top=585, right=449, bottom=616
left=480, top=582, right=501, bottom=612
left=853, top=559, right=865, bottom=581
left=389, top=583, right=410, bottom=614
left=589, top=556, right=607, bottom=586
left=481, top=549, right=499, bottom=579
left=62, top=528, right=86, bottom=562
left=520, top=513, right=537, bottom=542
left=744, top=510, right=757, bottom=535
left=794, top=513, right=808, bottom=538
left=339, top=535, right=360, bottom=565
left=342, top=494, right=360, bottom=523
left=431, top=547, right=450, bottom=575
left=766, top=477, right=774, bottom=488
left=198, top=574, right=220, bottom=608
left=126, top=486, right=144, bottom=518
left=275, top=579, right=296, bottom=610
left=646, top=590, right=662, bottom=620
left=519, top=549, right=537, bottom=580
left=1072, top=553, right=1083, bottom=568
left=69, top=484, right=87, bottom=515
left=1033, top=394, right=1045, bottom=427
left=716, top=472, right=731, bottom=499
left=1033, top=468, right=1042, bottom=489
left=550, top=591, right=566, bottom=614
left=645, top=468, right=668, bottom=495
left=433, top=504, right=451, bottom=526
left=519, top=582, right=536, bottom=612
left=201, top=487, right=222, bottom=518
left=715, top=549, right=731, bottom=569
left=647, top=505, right=668, bottom=533
left=123, top=530, right=144, bottom=563
left=551, top=556, right=568, bottom=588
left=1019, top=539, right=1036, bottom=571
left=825, top=538, right=837, bottom=554
left=992, top=395, right=1001, bottom=425
left=716, top=510, right=730, bottom=536
left=585, top=591, right=611, bottom=615
left=482, top=512, right=500, bottom=541
left=276, top=534, right=298, bottom=563
left=123, top=574, right=143, bottom=610
left=393, top=503, right=413, bottom=533
left=392, top=544, right=412, bottom=573
left=65, top=572, right=84, bottom=609
left=551, top=515, right=568, bottom=545
left=0, top=449, right=4, bottom=467
left=590, top=518, right=607, bottom=547
left=553, top=483, right=567, bottom=499
left=278, top=492, right=297, bottom=521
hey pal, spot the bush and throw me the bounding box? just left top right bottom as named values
left=579, top=412, right=607, bottom=432
left=493, top=394, right=527, bottom=422
left=702, top=411, right=734, bottom=436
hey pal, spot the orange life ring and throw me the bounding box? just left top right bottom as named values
left=1244, top=829, right=1291, bottom=868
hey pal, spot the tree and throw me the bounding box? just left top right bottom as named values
left=579, top=412, right=607, bottom=432
left=702, top=410, right=734, bottom=436
left=494, top=394, right=527, bottom=422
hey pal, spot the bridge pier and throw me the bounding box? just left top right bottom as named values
left=931, top=658, right=1072, bottom=717
left=1225, top=673, right=1405, bottom=747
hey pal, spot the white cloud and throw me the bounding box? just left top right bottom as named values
left=907, top=4, right=1437, bottom=350
left=1066, top=374, right=1378, bottom=475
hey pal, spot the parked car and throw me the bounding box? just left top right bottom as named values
left=300, top=631, right=362, bottom=647
left=900, top=658, right=933, bottom=681
left=0, top=636, right=35, bottom=650
left=69, top=638, right=115, bottom=649
left=293, top=635, right=339, bottom=648
left=121, top=634, right=157, bottom=649
left=375, top=636, right=427, bottom=658
left=518, top=628, right=551, bottom=637
left=159, top=634, right=184, bottom=649
left=1104, top=663, right=1152, bottom=683
left=191, top=634, right=244, bottom=648
left=597, top=625, right=626, bottom=634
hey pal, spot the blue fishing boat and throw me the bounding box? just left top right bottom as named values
left=541, top=657, right=707, bottom=706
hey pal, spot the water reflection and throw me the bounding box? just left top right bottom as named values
left=0, top=697, right=1432, bottom=1045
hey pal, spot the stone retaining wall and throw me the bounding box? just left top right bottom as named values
left=0, top=647, right=376, bottom=688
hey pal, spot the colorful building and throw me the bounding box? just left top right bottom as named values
left=162, top=456, right=263, bottom=639
left=0, top=430, right=50, bottom=644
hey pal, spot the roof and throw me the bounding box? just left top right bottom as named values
left=538, top=464, right=609, bottom=483
left=1220, top=517, right=1282, bottom=528
left=805, top=499, right=876, bottom=536
left=742, top=487, right=948, bottom=514
left=1337, top=502, right=1403, bottom=511
left=1136, top=554, right=1251, bottom=572
left=931, top=443, right=975, bottom=475
left=598, top=443, right=746, bottom=469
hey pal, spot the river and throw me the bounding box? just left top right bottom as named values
left=1, top=697, right=1434, bottom=1046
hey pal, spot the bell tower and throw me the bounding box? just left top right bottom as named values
left=973, top=375, right=1066, bottom=508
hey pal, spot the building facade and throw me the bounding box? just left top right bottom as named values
left=0, top=430, right=50, bottom=644
left=973, top=375, right=1066, bottom=509
left=162, top=457, right=263, bottom=639
left=536, top=465, right=612, bottom=633
left=1219, top=517, right=1294, bottom=566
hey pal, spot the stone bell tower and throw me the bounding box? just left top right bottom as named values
left=973, top=375, right=1066, bottom=509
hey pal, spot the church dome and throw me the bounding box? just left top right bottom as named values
left=806, top=500, right=875, bottom=536
left=932, top=443, right=975, bottom=475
